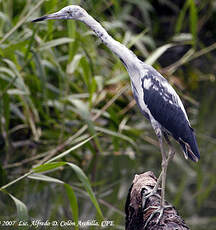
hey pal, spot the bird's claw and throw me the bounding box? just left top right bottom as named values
left=142, top=185, right=172, bottom=229
left=143, top=204, right=172, bottom=229
left=141, top=185, right=161, bottom=209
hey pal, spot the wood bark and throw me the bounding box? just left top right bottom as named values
left=125, top=171, right=190, bottom=230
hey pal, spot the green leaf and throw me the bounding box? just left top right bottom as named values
left=69, top=98, right=90, bottom=121
left=46, top=135, right=95, bottom=163
left=67, top=14, right=77, bottom=61
left=0, top=67, right=16, bottom=79
left=3, top=40, right=28, bottom=57
left=172, top=33, right=192, bottom=42
left=189, top=0, right=198, bottom=46
left=39, top=38, right=74, bottom=51
left=33, top=162, right=66, bottom=173
left=80, top=56, right=91, bottom=89
left=145, top=44, right=174, bottom=65
left=64, top=184, right=79, bottom=230
left=67, top=162, right=103, bottom=219
left=175, top=0, right=190, bottom=33
left=66, top=54, right=83, bottom=74
left=95, top=126, right=136, bottom=147
left=2, top=59, right=29, bottom=93
left=7, top=89, right=28, bottom=95
left=8, top=194, right=28, bottom=221
left=28, top=173, right=64, bottom=184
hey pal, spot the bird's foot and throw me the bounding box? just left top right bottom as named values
left=141, top=185, right=161, bottom=209
left=143, top=204, right=173, bottom=229
left=142, top=185, right=172, bottom=228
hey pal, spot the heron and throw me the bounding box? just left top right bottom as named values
left=32, top=5, right=200, bottom=226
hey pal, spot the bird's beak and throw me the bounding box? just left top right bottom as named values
left=32, top=12, right=67, bottom=22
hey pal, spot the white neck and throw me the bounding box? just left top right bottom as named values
left=80, top=14, right=141, bottom=71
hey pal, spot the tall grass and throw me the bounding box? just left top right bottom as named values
left=0, top=0, right=216, bottom=229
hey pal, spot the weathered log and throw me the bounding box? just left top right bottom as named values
left=125, top=171, right=190, bottom=230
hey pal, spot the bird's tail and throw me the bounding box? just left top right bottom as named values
left=178, top=128, right=200, bottom=162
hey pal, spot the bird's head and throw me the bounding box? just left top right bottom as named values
left=32, top=5, right=87, bottom=22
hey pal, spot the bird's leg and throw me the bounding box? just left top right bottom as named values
left=163, top=133, right=175, bottom=164
left=142, top=128, right=164, bottom=209
left=142, top=131, right=175, bottom=228
left=159, top=133, right=167, bottom=208
left=142, top=126, right=166, bottom=211
left=160, top=132, right=175, bottom=207
left=162, top=133, right=176, bottom=205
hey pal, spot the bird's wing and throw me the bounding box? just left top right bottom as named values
left=140, top=66, right=200, bottom=162
left=130, top=63, right=200, bottom=161
left=141, top=67, right=190, bottom=139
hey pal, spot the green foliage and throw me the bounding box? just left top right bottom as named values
left=9, top=193, right=29, bottom=222
left=175, top=0, right=198, bottom=46
left=0, top=0, right=216, bottom=229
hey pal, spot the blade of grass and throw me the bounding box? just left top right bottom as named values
left=67, top=162, right=103, bottom=219
left=39, top=38, right=74, bottom=51
left=32, top=162, right=66, bottom=173
left=95, top=126, right=136, bottom=147
left=28, top=173, right=64, bottom=184
left=67, top=16, right=77, bottom=61
left=46, top=135, right=96, bottom=163
left=175, top=0, right=190, bottom=34
left=189, top=0, right=198, bottom=46
left=145, top=43, right=174, bottom=65
left=64, top=184, right=79, bottom=230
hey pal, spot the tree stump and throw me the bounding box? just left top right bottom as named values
left=125, top=171, right=190, bottom=230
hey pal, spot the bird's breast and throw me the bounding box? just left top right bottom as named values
left=131, top=78, right=150, bottom=119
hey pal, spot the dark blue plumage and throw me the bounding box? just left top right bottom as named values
left=140, top=69, right=200, bottom=162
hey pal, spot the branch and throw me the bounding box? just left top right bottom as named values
left=125, top=171, right=190, bottom=230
